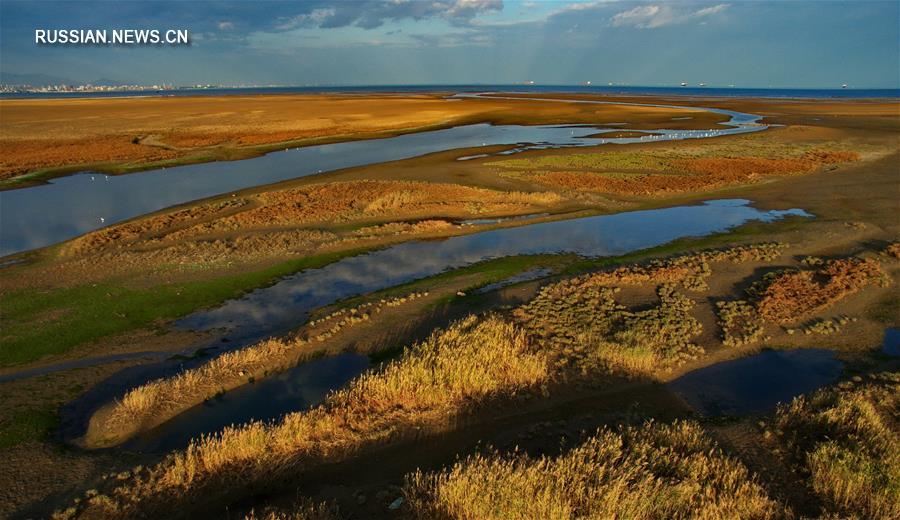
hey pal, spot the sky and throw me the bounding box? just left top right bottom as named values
left=1, top=0, right=898, bottom=88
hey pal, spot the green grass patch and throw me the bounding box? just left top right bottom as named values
left=0, top=408, right=58, bottom=449
left=0, top=248, right=370, bottom=367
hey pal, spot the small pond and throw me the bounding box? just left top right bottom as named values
left=668, top=349, right=844, bottom=416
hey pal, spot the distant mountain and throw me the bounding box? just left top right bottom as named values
left=0, top=72, right=78, bottom=86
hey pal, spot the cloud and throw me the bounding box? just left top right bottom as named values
left=611, top=3, right=729, bottom=29
left=694, top=4, right=729, bottom=17
left=275, top=0, right=503, bottom=31
left=217, top=21, right=235, bottom=31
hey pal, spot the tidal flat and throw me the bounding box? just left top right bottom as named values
left=0, top=92, right=898, bottom=519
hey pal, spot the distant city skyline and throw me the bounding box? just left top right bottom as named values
left=1, top=0, right=898, bottom=89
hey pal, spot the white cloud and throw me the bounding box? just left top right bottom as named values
left=611, top=3, right=729, bottom=29
left=274, top=1, right=502, bottom=31
left=217, top=21, right=235, bottom=31
left=694, top=4, right=729, bottom=17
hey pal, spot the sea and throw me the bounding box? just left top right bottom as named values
left=1, top=84, right=898, bottom=100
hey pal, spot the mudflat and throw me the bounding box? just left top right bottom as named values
left=0, top=93, right=897, bottom=519
left=0, top=93, right=728, bottom=184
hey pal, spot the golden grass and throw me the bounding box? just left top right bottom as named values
left=61, top=315, right=549, bottom=518
left=515, top=244, right=785, bottom=373
left=63, top=181, right=564, bottom=267
left=773, top=372, right=899, bottom=519
left=516, top=283, right=703, bottom=376
left=83, top=292, right=429, bottom=448
left=243, top=499, right=338, bottom=520
left=753, top=258, right=888, bottom=323
left=405, top=420, right=784, bottom=519
left=60, top=243, right=790, bottom=517
left=883, top=242, right=900, bottom=260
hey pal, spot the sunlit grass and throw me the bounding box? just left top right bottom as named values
left=405, top=420, right=783, bottom=519
left=774, top=372, right=899, bottom=519
left=61, top=315, right=549, bottom=518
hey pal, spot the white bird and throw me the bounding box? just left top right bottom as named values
left=99, top=217, right=105, bottom=223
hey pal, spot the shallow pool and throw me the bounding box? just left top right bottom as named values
left=669, top=349, right=844, bottom=416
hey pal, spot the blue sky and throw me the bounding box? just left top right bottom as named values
left=1, top=0, right=898, bottom=88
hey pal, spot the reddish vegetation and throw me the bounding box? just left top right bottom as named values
left=0, top=94, right=722, bottom=181
left=518, top=150, right=859, bottom=197
left=884, top=242, right=900, bottom=259
left=674, top=151, right=859, bottom=178
left=153, top=181, right=560, bottom=241
left=0, top=138, right=179, bottom=179
left=753, top=258, right=887, bottom=323
left=528, top=171, right=713, bottom=196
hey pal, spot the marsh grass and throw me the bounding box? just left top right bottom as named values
left=715, top=257, right=888, bottom=347
left=86, top=292, right=428, bottom=447
left=517, top=283, right=703, bottom=376
left=242, top=499, right=338, bottom=520
left=750, top=258, right=888, bottom=323
left=774, top=372, right=899, bottom=519
left=516, top=244, right=784, bottom=374
left=59, top=244, right=790, bottom=517
left=487, top=144, right=859, bottom=197
left=62, top=315, right=549, bottom=518
left=404, top=420, right=784, bottom=520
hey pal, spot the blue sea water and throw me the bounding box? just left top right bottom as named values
left=2, top=84, right=898, bottom=100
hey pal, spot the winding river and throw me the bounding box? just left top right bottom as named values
left=0, top=96, right=763, bottom=256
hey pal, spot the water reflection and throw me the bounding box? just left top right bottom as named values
left=124, top=353, right=370, bottom=453
left=178, top=199, right=811, bottom=344
left=0, top=102, right=766, bottom=257
left=669, top=349, right=843, bottom=416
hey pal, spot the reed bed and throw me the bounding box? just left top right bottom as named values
left=749, top=258, right=888, bottom=323
left=514, top=244, right=784, bottom=374
left=61, top=243, right=792, bottom=517
left=404, top=420, right=784, bottom=520
left=59, top=315, right=549, bottom=518
left=773, top=372, right=899, bottom=519
left=83, top=291, right=429, bottom=448
left=516, top=283, right=703, bottom=376
left=242, top=499, right=338, bottom=520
